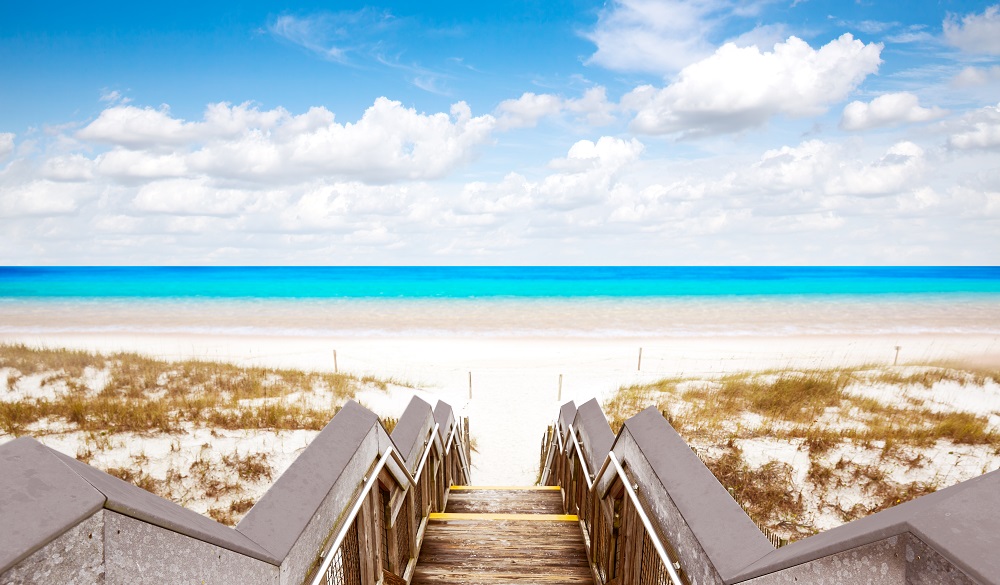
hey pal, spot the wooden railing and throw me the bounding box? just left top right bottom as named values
left=540, top=420, right=687, bottom=585
left=314, top=412, right=471, bottom=585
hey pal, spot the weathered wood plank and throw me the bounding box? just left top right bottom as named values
left=411, top=488, right=594, bottom=585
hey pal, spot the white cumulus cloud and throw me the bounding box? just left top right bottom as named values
left=824, top=141, right=926, bottom=197
left=953, top=65, right=1000, bottom=87
left=457, top=136, right=644, bottom=217
left=495, top=93, right=564, bottom=130
left=585, top=0, right=775, bottom=74
left=494, top=87, right=616, bottom=130
left=622, top=34, right=883, bottom=137
left=76, top=98, right=495, bottom=183
left=0, top=180, right=97, bottom=218
left=586, top=0, right=720, bottom=74
left=840, top=92, right=946, bottom=131
left=566, top=87, right=618, bottom=126
left=944, top=5, right=1000, bottom=54
left=948, top=103, right=1000, bottom=150
left=132, top=179, right=251, bottom=216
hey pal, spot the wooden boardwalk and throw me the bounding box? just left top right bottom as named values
left=412, top=487, right=594, bottom=584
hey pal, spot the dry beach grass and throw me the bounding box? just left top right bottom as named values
left=5, top=343, right=1000, bottom=538
left=603, top=364, right=1000, bottom=541
left=0, top=344, right=405, bottom=524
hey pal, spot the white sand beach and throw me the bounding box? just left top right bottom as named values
left=3, top=328, right=999, bottom=486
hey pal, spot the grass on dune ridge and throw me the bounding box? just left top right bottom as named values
left=603, top=363, right=1000, bottom=542
left=0, top=343, right=406, bottom=436
left=0, top=343, right=409, bottom=525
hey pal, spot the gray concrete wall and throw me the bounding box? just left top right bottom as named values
left=0, top=510, right=105, bottom=585
left=905, top=534, right=977, bottom=585
left=105, top=511, right=278, bottom=585
left=742, top=536, right=906, bottom=585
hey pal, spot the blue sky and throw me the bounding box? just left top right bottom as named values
left=1, top=1, right=999, bottom=264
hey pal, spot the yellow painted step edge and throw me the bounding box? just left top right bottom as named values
left=449, top=486, right=561, bottom=491
left=430, top=512, right=579, bottom=522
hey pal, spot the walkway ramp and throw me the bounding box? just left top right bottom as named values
left=412, top=486, right=594, bottom=584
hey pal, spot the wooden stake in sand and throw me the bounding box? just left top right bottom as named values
left=558, top=374, right=563, bottom=401
left=638, top=347, right=643, bottom=371
left=894, top=345, right=901, bottom=366
left=333, top=350, right=338, bottom=374
left=468, top=371, right=472, bottom=399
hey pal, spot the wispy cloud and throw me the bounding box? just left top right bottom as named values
left=373, top=53, right=454, bottom=96
left=268, top=9, right=460, bottom=94
left=268, top=9, right=399, bottom=64
left=99, top=89, right=132, bottom=105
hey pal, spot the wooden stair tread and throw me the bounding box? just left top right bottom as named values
left=411, top=487, right=593, bottom=585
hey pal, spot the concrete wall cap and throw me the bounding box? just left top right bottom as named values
left=236, top=400, right=379, bottom=561
left=571, top=398, right=614, bottom=477
left=903, top=471, right=1000, bottom=585
left=433, top=401, right=456, bottom=444
left=0, top=437, right=106, bottom=574
left=558, top=401, right=577, bottom=433
left=392, top=396, right=434, bottom=467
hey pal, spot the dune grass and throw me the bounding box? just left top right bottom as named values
left=0, top=344, right=418, bottom=526
left=603, top=363, right=1000, bottom=540
left=0, top=343, right=407, bottom=437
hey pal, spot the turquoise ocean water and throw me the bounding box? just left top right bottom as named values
left=1, top=267, right=999, bottom=337
left=2, top=267, right=1000, bottom=298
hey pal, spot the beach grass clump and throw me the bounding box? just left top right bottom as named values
left=717, top=372, right=850, bottom=423
left=928, top=411, right=993, bottom=444
left=604, top=378, right=681, bottom=432
left=0, top=343, right=105, bottom=378
left=706, top=442, right=806, bottom=536
left=380, top=416, right=398, bottom=434
left=223, top=451, right=273, bottom=483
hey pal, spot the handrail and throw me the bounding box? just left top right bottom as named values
left=310, top=420, right=452, bottom=585
left=565, top=424, right=594, bottom=490
left=607, top=452, right=684, bottom=585
left=539, top=421, right=561, bottom=485
left=443, top=417, right=473, bottom=483
left=556, top=425, right=683, bottom=585
left=412, top=423, right=441, bottom=482
left=309, top=448, right=394, bottom=585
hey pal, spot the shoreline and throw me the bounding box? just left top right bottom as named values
left=3, top=295, right=1000, bottom=339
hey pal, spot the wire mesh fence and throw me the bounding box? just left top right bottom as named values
left=324, top=520, right=361, bottom=585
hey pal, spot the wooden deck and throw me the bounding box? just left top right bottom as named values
left=411, top=487, right=594, bottom=585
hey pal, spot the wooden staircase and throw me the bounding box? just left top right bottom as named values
left=411, top=486, right=594, bottom=584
